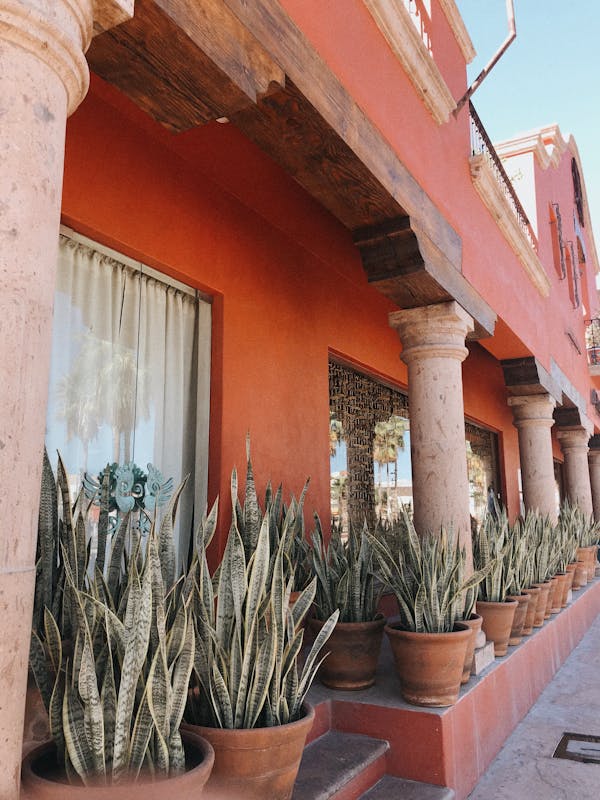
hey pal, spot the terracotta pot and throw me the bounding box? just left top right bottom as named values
left=506, top=595, right=529, bottom=646
left=307, top=614, right=386, bottom=690
left=185, top=704, right=314, bottom=800
left=20, top=729, right=214, bottom=800
left=577, top=545, right=598, bottom=581
left=531, top=583, right=550, bottom=626
left=548, top=577, right=561, bottom=615
left=521, top=587, right=540, bottom=635
left=476, top=599, right=518, bottom=656
left=385, top=623, right=470, bottom=707
left=572, top=561, right=588, bottom=590
left=459, top=614, right=482, bottom=684
left=557, top=569, right=575, bottom=607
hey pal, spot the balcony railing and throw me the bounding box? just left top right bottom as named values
left=586, top=318, right=600, bottom=366
left=469, top=102, right=538, bottom=252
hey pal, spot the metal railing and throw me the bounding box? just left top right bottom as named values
left=469, top=102, right=538, bottom=252
left=586, top=318, right=600, bottom=366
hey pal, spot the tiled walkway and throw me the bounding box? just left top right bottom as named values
left=468, top=611, right=600, bottom=798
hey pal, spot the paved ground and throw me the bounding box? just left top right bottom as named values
left=468, top=611, right=600, bottom=798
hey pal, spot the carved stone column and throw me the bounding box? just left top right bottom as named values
left=389, top=301, right=474, bottom=558
left=0, top=2, right=132, bottom=796
left=588, top=444, right=600, bottom=523
left=508, top=394, right=557, bottom=520
left=557, top=427, right=594, bottom=517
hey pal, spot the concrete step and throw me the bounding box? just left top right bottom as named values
left=360, top=775, right=455, bottom=799
left=292, top=730, right=388, bottom=800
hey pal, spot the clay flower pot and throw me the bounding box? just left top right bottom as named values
left=185, top=704, right=314, bottom=800
left=531, top=583, right=551, bottom=626
left=521, top=587, right=540, bottom=635
left=572, top=561, right=588, bottom=590
left=577, top=545, right=598, bottom=581
left=548, top=577, right=561, bottom=615
left=459, top=613, right=482, bottom=684
left=308, top=614, right=386, bottom=690
left=506, top=595, right=529, bottom=646
left=556, top=569, right=574, bottom=607
left=20, top=729, right=214, bottom=800
left=476, top=599, right=518, bottom=657
left=385, top=623, right=470, bottom=707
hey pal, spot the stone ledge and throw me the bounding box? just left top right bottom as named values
left=308, top=579, right=600, bottom=800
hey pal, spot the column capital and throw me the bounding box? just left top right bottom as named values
left=389, top=301, right=474, bottom=365
left=588, top=448, right=600, bottom=465
left=508, top=393, right=556, bottom=429
left=557, top=425, right=590, bottom=454
left=0, top=0, right=133, bottom=114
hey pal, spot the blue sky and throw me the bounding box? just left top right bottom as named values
left=457, top=0, right=600, bottom=250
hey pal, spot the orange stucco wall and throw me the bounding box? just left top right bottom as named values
left=61, top=72, right=529, bottom=550
left=276, top=0, right=599, bottom=427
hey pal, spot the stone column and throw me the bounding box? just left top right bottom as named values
left=588, top=443, right=600, bottom=522
left=389, top=301, right=474, bottom=556
left=0, top=2, right=131, bottom=797
left=557, top=427, right=594, bottom=517
left=508, top=394, right=557, bottom=520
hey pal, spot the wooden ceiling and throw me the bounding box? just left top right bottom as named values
left=87, top=0, right=495, bottom=338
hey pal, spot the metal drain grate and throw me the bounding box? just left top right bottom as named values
left=554, top=732, right=600, bottom=764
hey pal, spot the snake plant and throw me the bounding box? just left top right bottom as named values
left=369, top=510, right=486, bottom=633
left=557, top=502, right=586, bottom=568
left=525, top=512, right=555, bottom=584
left=472, top=510, right=514, bottom=602
left=185, top=464, right=338, bottom=729
left=29, top=531, right=195, bottom=785
left=310, top=518, right=381, bottom=623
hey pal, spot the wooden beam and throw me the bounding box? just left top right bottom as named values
left=87, top=0, right=284, bottom=132
left=501, top=357, right=562, bottom=403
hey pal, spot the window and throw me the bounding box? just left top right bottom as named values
left=328, top=360, right=502, bottom=531
left=45, top=229, right=212, bottom=564
left=572, top=158, right=584, bottom=227
left=549, top=203, right=566, bottom=279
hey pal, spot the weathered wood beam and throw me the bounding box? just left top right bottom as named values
left=501, top=357, right=562, bottom=402
left=87, top=0, right=284, bottom=132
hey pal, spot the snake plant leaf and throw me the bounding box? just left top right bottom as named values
left=112, top=559, right=152, bottom=779
left=37, top=447, right=58, bottom=626
left=147, top=645, right=171, bottom=774
left=211, top=660, right=234, bottom=729
left=128, top=687, right=154, bottom=780
left=106, top=512, right=130, bottom=600
left=43, top=607, right=63, bottom=678
left=197, top=496, right=219, bottom=551
left=101, top=615, right=117, bottom=774
left=78, top=634, right=105, bottom=777
left=75, top=514, right=87, bottom=590
left=294, top=608, right=339, bottom=712
left=216, top=522, right=245, bottom=646
left=233, top=613, right=259, bottom=728
left=158, top=476, right=188, bottom=591
left=242, top=442, right=262, bottom=558
left=49, top=663, right=66, bottom=762
left=63, top=681, right=95, bottom=785
left=169, top=609, right=195, bottom=735
left=243, top=514, right=270, bottom=643
left=244, top=628, right=277, bottom=729
left=30, top=630, right=54, bottom=712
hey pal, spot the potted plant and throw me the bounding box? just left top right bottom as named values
left=307, top=518, right=385, bottom=690
left=528, top=512, right=556, bottom=622
left=25, top=531, right=214, bottom=798
left=555, top=504, right=580, bottom=603
left=472, top=514, right=518, bottom=656
left=573, top=504, right=600, bottom=581
left=183, top=465, right=338, bottom=800
left=369, top=512, right=485, bottom=707
left=510, top=514, right=538, bottom=636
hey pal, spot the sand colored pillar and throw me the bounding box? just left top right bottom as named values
left=508, top=395, right=557, bottom=520
left=389, top=301, right=474, bottom=555
left=0, top=2, right=131, bottom=797
left=588, top=447, right=600, bottom=522
left=557, top=427, right=594, bottom=517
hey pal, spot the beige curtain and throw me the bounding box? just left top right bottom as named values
left=46, top=232, right=211, bottom=566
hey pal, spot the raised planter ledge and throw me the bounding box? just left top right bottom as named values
left=308, top=578, right=600, bottom=799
